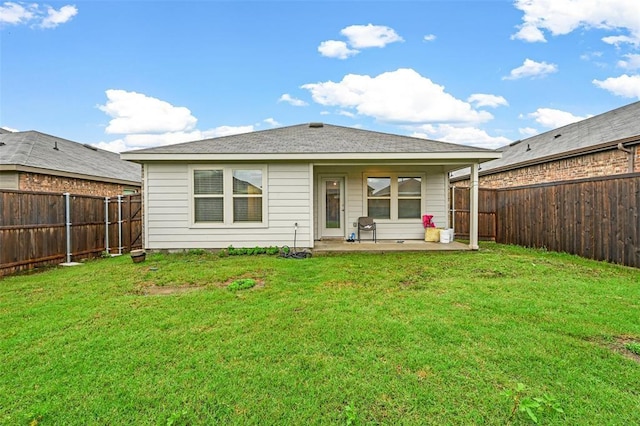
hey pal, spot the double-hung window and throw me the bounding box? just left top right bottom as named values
left=194, top=169, right=224, bottom=223
left=397, top=177, right=422, bottom=219
left=232, top=169, right=263, bottom=222
left=366, top=174, right=423, bottom=220
left=192, top=166, right=265, bottom=226
left=367, top=177, right=391, bottom=219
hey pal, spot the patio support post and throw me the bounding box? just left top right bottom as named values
left=469, top=163, right=479, bottom=250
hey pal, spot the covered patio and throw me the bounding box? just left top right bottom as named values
left=313, top=239, right=471, bottom=253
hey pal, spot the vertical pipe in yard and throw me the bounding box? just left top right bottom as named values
left=117, top=195, right=123, bottom=254
left=105, top=197, right=110, bottom=254
left=469, top=163, right=479, bottom=250
left=64, top=193, right=71, bottom=263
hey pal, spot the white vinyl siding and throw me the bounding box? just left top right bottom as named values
left=144, top=163, right=311, bottom=249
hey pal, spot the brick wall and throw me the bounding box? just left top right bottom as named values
left=18, top=172, right=139, bottom=197
left=454, top=146, right=639, bottom=189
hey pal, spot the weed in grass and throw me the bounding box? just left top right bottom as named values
left=625, top=341, right=640, bottom=356
left=503, top=383, right=564, bottom=424
left=227, top=278, right=257, bottom=291
left=165, top=409, right=189, bottom=426
left=344, top=403, right=358, bottom=425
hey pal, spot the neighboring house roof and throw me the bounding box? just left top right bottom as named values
left=122, top=123, right=500, bottom=163
left=451, top=100, right=640, bottom=180
left=0, top=130, right=141, bottom=185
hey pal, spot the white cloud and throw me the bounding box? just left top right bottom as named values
left=96, top=125, right=255, bottom=153
left=205, top=125, right=254, bottom=138
left=301, top=68, right=493, bottom=124
left=602, top=35, right=639, bottom=47
left=96, top=89, right=255, bottom=152
left=318, top=24, right=402, bottom=59
left=278, top=93, right=308, bottom=106
left=340, top=24, right=403, bottom=48
left=411, top=124, right=511, bottom=149
left=0, top=2, right=77, bottom=28
left=0, top=2, right=35, bottom=24
left=512, top=0, right=640, bottom=45
left=423, top=34, right=436, bottom=42
left=0, top=125, right=19, bottom=132
left=40, top=4, right=77, bottom=28
left=98, top=89, right=197, bottom=134
left=618, top=54, right=640, bottom=70
left=317, top=40, right=359, bottom=59
left=580, top=51, right=603, bottom=61
left=528, top=108, right=589, bottom=128
left=263, top=118, right=280, bottom=127
left=467, top=94, right=509, bottom=108
left=503, top=58, right=558, bottom=80
left=592, top=74, right=640, bottom=98
left=511, top=23, right=546, bottom=42
left=338, top=110, right=356, bottom=118
left=519, top=127, right=539, bottom=136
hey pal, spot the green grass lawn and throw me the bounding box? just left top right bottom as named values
left=1, top=243, right=639, bottom=425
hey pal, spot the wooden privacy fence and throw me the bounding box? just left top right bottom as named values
left=450, top=186, right=497, bottom=241
left=1, top=190, right=142, bottom=276
left=451, top=173, right=640, bottom=268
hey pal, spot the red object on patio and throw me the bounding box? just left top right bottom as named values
left=422, top=214, right=435, bottom=228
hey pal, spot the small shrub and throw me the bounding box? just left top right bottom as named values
left=228, top=278, right=257, bottom=291
left=188, top=248, right=206, bottom=255
left=225, top=245, right=279, bottom=257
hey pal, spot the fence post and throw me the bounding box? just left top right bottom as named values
left=105, top=197, right=110, bottom=254
left=117, top=195, right=123, bottom=254
left=64, top=192, right=72, bottom=263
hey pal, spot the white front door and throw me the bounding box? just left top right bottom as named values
left=321, top=177, right=345, bottom=238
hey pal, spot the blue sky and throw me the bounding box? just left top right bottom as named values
left=1, top=0, right=639, bottom=152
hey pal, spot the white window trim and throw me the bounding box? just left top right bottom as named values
left=363, top=173, right=426, bottom=222
left=189, top=164, right=268, bottom=228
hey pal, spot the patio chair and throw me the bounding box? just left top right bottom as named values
left=357, top=216, right=377, bottom=243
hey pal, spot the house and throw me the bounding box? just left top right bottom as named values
left=121, top=123, right=501, bottom=250
left=450, top=101, right=640, bottom=188
left=0, top=129, right=141, bottom=196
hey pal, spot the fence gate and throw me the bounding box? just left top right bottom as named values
left=449, top=186, right=497, bottom=241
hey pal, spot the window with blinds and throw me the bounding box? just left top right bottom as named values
left=194, top=170, right=223, bottom=222
left=192, top=167, right=265, bottom=225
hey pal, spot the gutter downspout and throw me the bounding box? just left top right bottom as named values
left=617, top=143, right=634, bottom=173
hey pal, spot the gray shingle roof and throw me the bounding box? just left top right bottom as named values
left=124, top=123, right=496, bottom=155
left=455, top=101, right=640, bottom=177
left=0, top=131, right=141, bottom=184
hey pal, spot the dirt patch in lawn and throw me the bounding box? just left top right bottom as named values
left=136, top=284, right=204, bottom=296
left=607, top=336, right=640, bottom=363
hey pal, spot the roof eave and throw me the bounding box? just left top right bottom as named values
left=450, top=135, right=640, bottom=181
left=121, top=151, right=502, bottom=162
left=0, top=164, right=141, bottom=186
